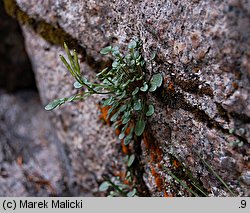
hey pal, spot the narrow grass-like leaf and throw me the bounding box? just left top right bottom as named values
left=73, top=50, right=80, bottom=75
left=199, top=155, right=236, bottom=196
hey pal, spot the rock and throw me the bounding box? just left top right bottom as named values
left=0, top=1, right=36, bottom=92
left=4, top=0, right=249, bottom=196
left=0, top=90, right=74, bottom=196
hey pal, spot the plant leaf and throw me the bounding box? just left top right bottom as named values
left=135, top=119, right=145, bottom=136
left=149, top=83, right=157, bottom=92
left=146, top=104, right=154, bottom=116
left=119, top=132, right=125, bottom=140
left=132, top=87, right=139, bottom=96
left=45, top=99, right=64, bottom=111
left=110, top=111, right=120, bottom=122
left=103, top=96, right=114, bottom=106
left=122, top=116, right=131, bottom=125
left=127, top=154, right=135, bottom=167
left=73, top=81, right=83, bottom=89
left=119, top=104, right=127, bottom=112
left=124, top=134, right=132, bottom=145
left=140, top=82, right=148, bottom=92
left=128, top=40, right=137, bottom=49
left=151, top=73, right=163, bottom=87
left=99, top=181, right=110, bottom=191
left=100, top=46, right=112, bottom=55
left=127, top=188, right=137, bottom=197
left=134, top=99, right=142, bottom=111
left=96, top=67, right=109, bottom=79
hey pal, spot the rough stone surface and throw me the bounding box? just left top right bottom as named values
left=0, top=1, right=36, bottom=92
left=0, top=90, right=75, bottom=196
left=6, top=0, right=250, bottom=196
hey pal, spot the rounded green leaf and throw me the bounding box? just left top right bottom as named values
left=149, top=83, right=157, bottom=92
left=140, top=82, right=148, bottom=92
left=119, top=104, right=127, bottom=112
left=73, top=81, right=83, bottom=89
left=112, top=60, right=119, bottom=68
left=127, top=154, right=135, bottom=167
left=127, top=188, right=137, bottom=197
left=134, top=100, right=142, bottom=111
left=124, top=134, right=132, bottom=145
left=146, top=104, right=154, bottom=116
left=112, top=46, right=120, bottom=57
left=135, top=119, right=145, bottom=136
left=128, top=40, right=137, bottom=49
left=102, top=96, right=114, bottom=106
left=151, top=73, right=163, bottom=87
left=122, top=116, right=131, bottom=125
left=99, top=181, right=110, bottom=191
left=110, top=111, right=120, bottom=122
left=45, top=99, right=63, bottom=111
left=100, top=46, right=112, bottom=55
left=132, top=87, right=139, bottom=96
left=119, top=132, right=125, bottom=140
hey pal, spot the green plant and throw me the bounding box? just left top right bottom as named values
left=45, top=39, right=162, bottom=145
left=99, top=176, right=137, bottom=197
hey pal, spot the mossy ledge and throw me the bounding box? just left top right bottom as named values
left=3, top=0, right=108, bottom=70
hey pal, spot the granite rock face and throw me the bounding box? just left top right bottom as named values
left=0, top=90, right=73, bottom=196
left=0, top=0, right=36, bottom=92
left=5, top=0, right=250, bottom=196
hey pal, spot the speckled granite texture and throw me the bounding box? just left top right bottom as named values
left=5, top=0, right=249, bottom=196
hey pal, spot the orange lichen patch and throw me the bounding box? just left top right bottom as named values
left=155, top=176, right=163, bottom=191
left=164, top=190, right=173, bottom=197
left=164, top=77, right=168, bottom=85
left=121, top=139, right=129, bottom=154
left=157, top=163, right=162, bottom=170
left=156, top=147, right=163, bottom=161
left=150, top=166, right=165, bottom=191
left=114, top=171, right=126, bottom=180
left=232, top=82, right=238, bottom=89
left=143, top=131, right=163, bottom=163
left=115, top=128, right=121, bottom=136
left=173, top=160, right=181, bottom=169
left=150, top=166, right=157, bottom=177
left=168, top=82, right=175, bottom=91
left=99, top=105, right=111, bottom=125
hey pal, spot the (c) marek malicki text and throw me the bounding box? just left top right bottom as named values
left=19, top=200, right=83, bottom=209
